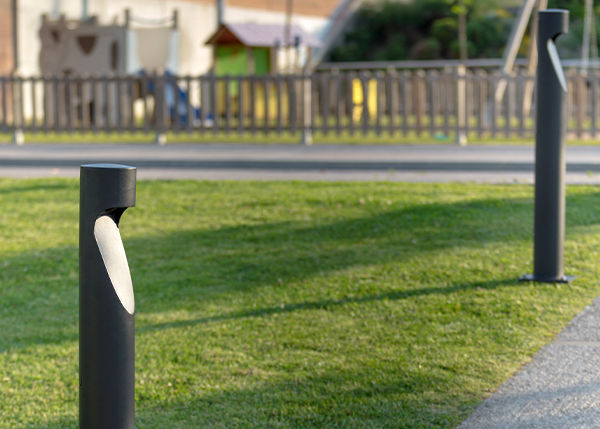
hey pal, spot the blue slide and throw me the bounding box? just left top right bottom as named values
left=141, top=70, right=212, bottom=126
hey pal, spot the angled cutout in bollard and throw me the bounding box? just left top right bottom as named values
left=520, top=9, right=575, bottom=283
left=79, top=163, right=136, bottom=429
left=547, top=39, right=568, bottom=93
left=94, top=215, right=135, bottom=314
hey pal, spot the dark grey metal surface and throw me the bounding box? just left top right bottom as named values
left=79, top=164, right=136, bottom=429
left=524, top=9, right=572, bottom=282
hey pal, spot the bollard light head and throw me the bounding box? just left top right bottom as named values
left=538, top=9, right=569, bottom=41
left=537, top=9, right=570, bottom=96
left=80, top=163, right=137, bottom=313
left=80, top=164, right=136, bottom=224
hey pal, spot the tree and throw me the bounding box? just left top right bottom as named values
left=328, top=0, right=510, bottom=62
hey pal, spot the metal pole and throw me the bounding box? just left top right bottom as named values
left=217, top=0, right=225, bottom=26
left=523, top=0, right=548, bottom=117
left=521, top=9, right=574, bottom=283
left=301, top=74, right=312, bottom=145
left=456, top=65, right=467, bottom=146
left=285, top=0, right=293, bottom=72
left=582, top=0, right=593, bottom=72
left=80, top=164, right=137, bottom=429
left=52, top=0, right=60, bottom=18
left=495, top=0, right=538, bottom=104
left=456, top=0, right=468, bottom=146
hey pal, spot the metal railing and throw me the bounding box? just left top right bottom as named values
left=3, top=69, right=600, bottom=142
left=315, top=58, right=600, bottom=71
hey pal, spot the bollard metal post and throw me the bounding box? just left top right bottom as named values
left=521, top=9, right=574, bottom=283
left=79, top=164, right=136, bottom=429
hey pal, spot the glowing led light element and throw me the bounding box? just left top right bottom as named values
left=94, top=215, right=134, bottom=314
left=547, top=39, right=567, bottom=93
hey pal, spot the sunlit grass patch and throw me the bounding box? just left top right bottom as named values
left=0, top=180, right=599, bottom=428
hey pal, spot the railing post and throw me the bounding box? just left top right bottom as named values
left=456, top=64, right=467, bottom=146
left=401, top=71, right=411, bottom=136
left=426, top=70, right=439, bottom=138
left=476, top=69, right=488, bottom=138
left=361, top=70, right=370, bottom=136
left=154, top=73, right=167, bottom=145
left=79, top=163, right=137, bottom=428
left=12, top=75, right=24, bottom=144
left=301, top=72, right=312, bottom=145
left=576, top=70, right=587, bottom=139
left=12, top=128, right=24, bottom=144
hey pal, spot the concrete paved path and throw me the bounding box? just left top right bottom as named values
left=458, top=296, right=600, bottom=429
left=1, top=143, right=600, bottom=182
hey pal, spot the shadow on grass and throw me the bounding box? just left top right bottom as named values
left=4, top=190, right=600, bottom=351
left=129, top=195, right=536, bottom=311
left=7, top=188, right=600, bottom=428
left=29, top=368, right=475, bottom=429
left=131, top=370, right=476, bottom=429
left=139, top=277, right=518, bottom=334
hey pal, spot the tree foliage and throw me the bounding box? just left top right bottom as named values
left=329, top=0, right=512, bottom=62
left=328, top=0, right=600, bottom=62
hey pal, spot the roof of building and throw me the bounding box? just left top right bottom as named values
left=205, top=22, right=321, bottom=48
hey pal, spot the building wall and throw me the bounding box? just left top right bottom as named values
left=226, top=0, right=339, bottom=18
left=16, top=0, right=334, bottom=76
left=137, top=0, right=340, bottom=19
left=0, top=0, right=14, bottom=75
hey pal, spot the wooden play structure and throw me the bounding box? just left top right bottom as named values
left=39, top=9, right=180, bottom=76
left=38, top=10, right=184, bottom=127
left=206, top=22, right=320, bottom=120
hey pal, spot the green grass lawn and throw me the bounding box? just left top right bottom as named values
left=6, top=130, right=600, bottom=146
left=2, top=111, right=600, bottom=145
left=0, top=129, right=541, bottom=145
left=1, top=179, right=600, bottom=428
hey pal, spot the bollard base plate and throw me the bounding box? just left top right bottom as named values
left=519, top=274, right=576, bottom=283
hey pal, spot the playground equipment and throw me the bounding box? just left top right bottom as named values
left=39, top=10, right=191, bottom=126
left=582, top=0, right=599, bottom=71
left=39, top=10, right=179, bottom=76
left=352, top=77, right=377, bottom=123
left=521, top=9, right=574, bottom=283
left=498, top=0, right=598, bottom=114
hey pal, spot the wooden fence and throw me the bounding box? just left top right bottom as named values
left=2, top=69, right=600, bottom=141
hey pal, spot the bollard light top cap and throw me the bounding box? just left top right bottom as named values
left=81, top=163, right=136, bottom=170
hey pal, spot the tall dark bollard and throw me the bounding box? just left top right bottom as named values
left=80, top=164, right=136, bottom=428
left=521, top=9, right=574, bottom=283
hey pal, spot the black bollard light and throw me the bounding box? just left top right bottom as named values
left=521, top=9, right=574, bottom=283
left=79, top=164, right=136, bottom=429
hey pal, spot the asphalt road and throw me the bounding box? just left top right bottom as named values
left=1, top=143, right=600, bottom=182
